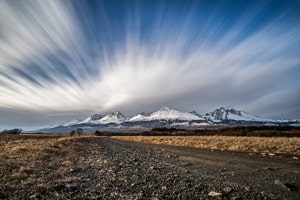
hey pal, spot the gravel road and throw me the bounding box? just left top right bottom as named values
left=1, top=136, right=299, bottom=199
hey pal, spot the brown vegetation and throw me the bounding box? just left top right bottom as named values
left=112, top=136, right=300, bottom=155
left=0, top=134, right=99, bottom=199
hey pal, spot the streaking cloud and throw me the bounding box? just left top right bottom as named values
left=0, top=0, right=300, bottom=129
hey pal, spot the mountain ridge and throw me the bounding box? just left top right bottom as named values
left=40, top=107, right=300, bottom=133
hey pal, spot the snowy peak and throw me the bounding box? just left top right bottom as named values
left=130, top=107, right=205, bottom=121
left=204, top=107, right=236, bottom=122
left=76, top=113, right=105, bottom=124
left=58, top=106, right=299, bottom=131
left=63, top=119, right=81, bottom=127
left=204, top=107, right=275, bottom=123
left=156, top=107, right=172, bottom=112
left=99, top=111, right=127, bottom=124
left=129, top=112, right=149, bottom=121
left=64, top=112, right=126, bottom=126
left=189, top=111, right=203, bottom=118
left=150, top=107, right=196, bottom=120
left=111, top=111, right=127, bottom=119
left=90, top=114, right=104, bottom=121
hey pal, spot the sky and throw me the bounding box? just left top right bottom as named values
left=0, top=0, right=300, bottom=130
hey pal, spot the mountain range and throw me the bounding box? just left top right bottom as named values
left=39, top=107, right=300, bottom=133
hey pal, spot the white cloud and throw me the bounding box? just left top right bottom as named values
left=0, top=0, right=299, bottom=125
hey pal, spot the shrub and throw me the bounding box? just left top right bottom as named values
left=0, top=128, right=22, bottom=135
left=76, top=128, right=83, bottom=135
left=70, top=130, right=76, bottom=136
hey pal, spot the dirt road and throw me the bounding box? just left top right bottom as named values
left=0, top=136, right=299, bottom=199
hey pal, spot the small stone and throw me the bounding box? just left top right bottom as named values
left=274, top=180, right=290, bottom=191
left=231, top=196, right=242, bottom=200
left=161, top=185, right=167, bottom=190
left=149, top=166, right=155, bottom=170
left=268, top=153, right=275, bottom=156
left=208, top=191, right=222, bottom=197
left=182, top=162, right=191, bottom=166
left=292, top=156, right=298, bottom=160
left=29, top=194, right=37, bottom=199
left=262, top=167, right=279, bottom=171
left=223, top=187, right=232, bottom=193
left=262, top=167, right=271, bottom=171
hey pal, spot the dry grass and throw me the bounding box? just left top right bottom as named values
left=0, top=134, right=100, bottom=199
left=0, top=135, right=94, bottom=158
left=112, top=136, right=300, bottom=155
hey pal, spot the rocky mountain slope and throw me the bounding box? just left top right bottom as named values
left=204, top=107, right=277, bottom=123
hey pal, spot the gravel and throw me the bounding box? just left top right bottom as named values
left=0, top=136, right=299, bottom=199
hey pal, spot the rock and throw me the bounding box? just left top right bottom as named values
left=182, top=162, right=192, bottom=166
left=274, top=180, right=290, bottom=191
left=69, top=168, right=76, bottom=172
left=262, top=167, right=280, bottom=171
left=223, top=187, right=232, bottom=193
left=268, top=153, right=275, bottom=156
left=66, top=184, right=77, bottom=191
left=149, top=166, right=155, bottom=170
left=208, top=191, right=222, bottom=197
left=262, top=167, right=271, bottom=171
left=219, top=168, right=226, bottom=173
left=292, top=156, right=298, bottom=160
left=231, top=196, right=242, bottom=200
left=29, top=194, right=38, bottom=199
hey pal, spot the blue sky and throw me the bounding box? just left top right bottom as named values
left=0, top=0, right=300, bottom=130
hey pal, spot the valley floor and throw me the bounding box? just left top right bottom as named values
left=112, top=136, right=300, bottom=155
left=0, top=134, right=299, bottom=199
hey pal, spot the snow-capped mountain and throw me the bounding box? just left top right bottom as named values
left=90, top=114, right=105, bottom=121
left=98, top=111, right=127, bottom=124
left=63, top=119, right=82, bottom=127
left=40, top=106, right=300, bottom=133
left=129, top=107, right=204, bottom=122
left=129, top=112, right=150, bottom=121
left=63, top=111, right=126, bottom=126
left=204, top=107, right=276, bottom=123
left=73, top=113, right=105, bottom=125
